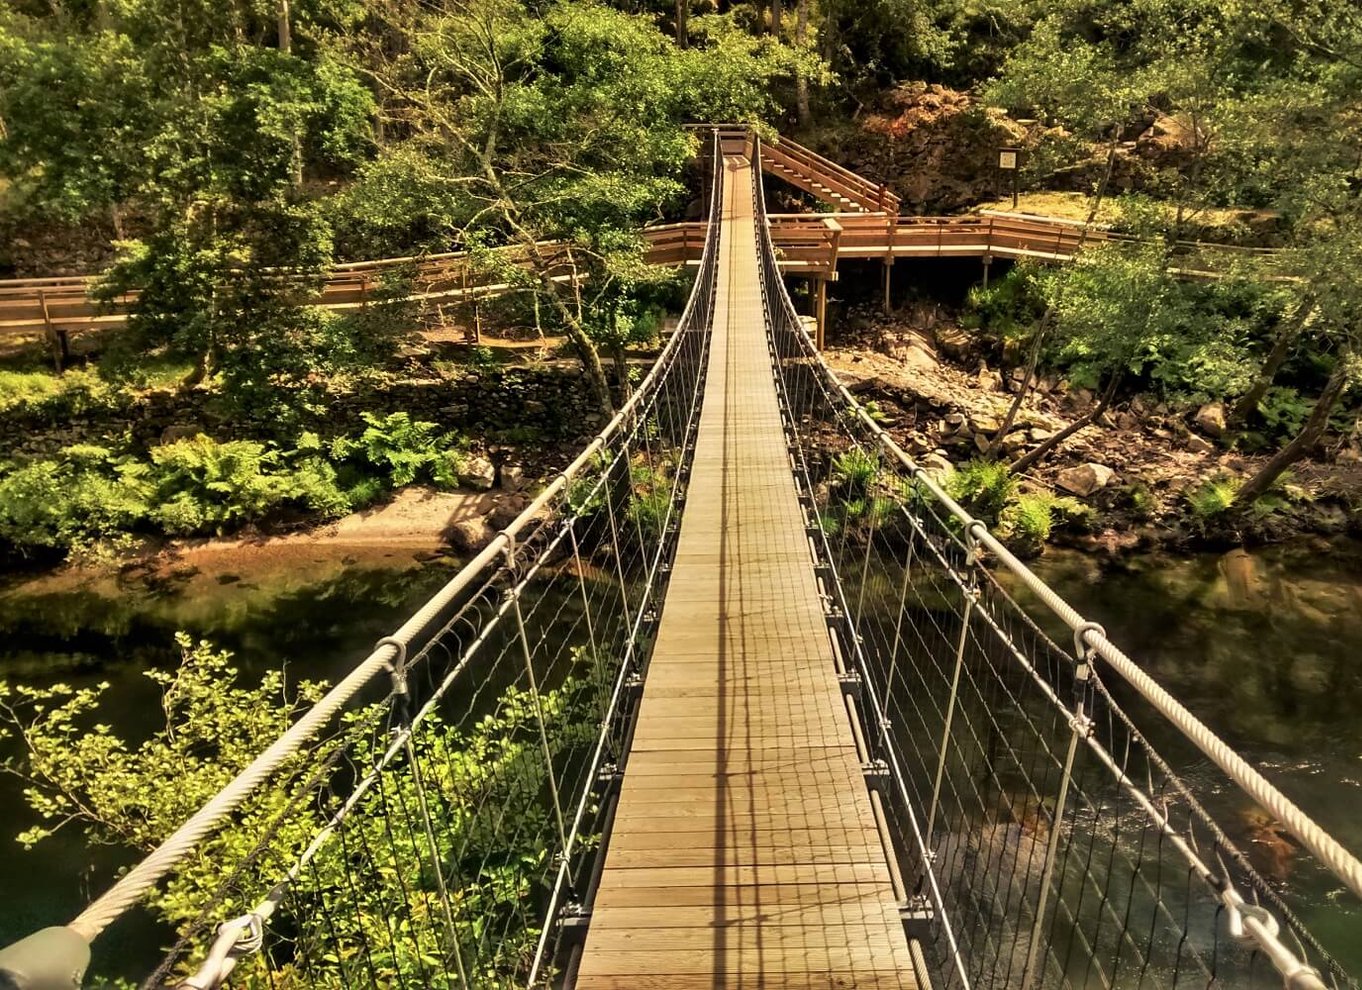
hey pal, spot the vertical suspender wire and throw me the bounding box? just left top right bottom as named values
left=925, top=582, right=977, bottom=846
left=401, top=734, right=467, bottom=987
left=509, top=576, right=572, bottom=862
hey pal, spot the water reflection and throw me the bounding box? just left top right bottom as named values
left=0, top=549, right=457, bottom=981
left=1007, top=539, right=1362, bottom=972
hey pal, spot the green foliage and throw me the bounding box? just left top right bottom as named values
left=0, top=450, right=150, bottom=556
left=1186, top=475, right=1242, bottom=522
left=0, top=414, right=475, bottom=556
left=963, top=266, right=1045, bottom=342
left=998, top=490, right=1089, bottom=555
left=1127, top=484, right=1161, bottom=521
left=147, top=436, right=350, bottom=535
left=1256, top=386, right=1312, bottom=439
left=943, top=459, right=1017, bottom=525
left=832, top=448, right=879, bottom=493
left=330, top=412, right=467, bottom=490
left=0, top=634, right=604, bottom=983
left=0, top=634, right=330, bottom=925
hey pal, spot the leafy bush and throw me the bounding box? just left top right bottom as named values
left=1255, top=386, right=1311, bottom=439
left=832, top=448, right=878, bottom=494
left=0, top=448, right=151, bottom=555
left=0, top=635, right=603, bottom=984
left=963, top=266, right=1045, bottom=343
left=1186, top=475, right=1241, bottom=520
left=1000, top=491, right=1058, bottom=554
left=147, top=436, right=352, bottom=535
left=0, top=367, right=121, bottom=420
left=944, top=459, right=1017, bottom=525
left=330, top=412, right=466, bottom=489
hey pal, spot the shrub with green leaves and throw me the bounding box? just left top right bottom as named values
left=148, top=435, right=353, bottom=536
left=1186, top=475, right=1242, bottom=521
left=944, top=459, right=1017, bottom=525
left=329, top=412, right=467, bottom=490
left=0, top=635, right=604, bottom=986
left=0, top=445, right=151, bottom=554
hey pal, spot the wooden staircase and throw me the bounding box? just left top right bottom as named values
left=706, top=125, right=899, bottom=214
left=761, top=136, right=899, bottom=214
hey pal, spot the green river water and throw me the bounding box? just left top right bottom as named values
left=0, top=538, right=1359, bottom=980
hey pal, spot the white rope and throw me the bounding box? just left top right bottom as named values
left=776, top=274, right=1362, bottom=909
left=66, top=134, right=727, bottom=945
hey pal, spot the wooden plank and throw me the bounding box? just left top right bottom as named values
left=577, top=157, right=916, bottom=987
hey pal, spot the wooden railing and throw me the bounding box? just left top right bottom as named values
left=0, top=214, right=1280, bottom=347
left=761, top=138, right=899, bottom=213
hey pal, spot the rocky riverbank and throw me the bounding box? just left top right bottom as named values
left=825, top=302, right=1362, bottom=555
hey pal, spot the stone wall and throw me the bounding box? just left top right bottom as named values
left=2, top=361, right=611, bottom=458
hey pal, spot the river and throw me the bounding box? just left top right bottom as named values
left=0, top=538, right=1359, bottom=980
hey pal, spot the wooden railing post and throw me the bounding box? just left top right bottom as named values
left=37, top=288, right=64, bottom=374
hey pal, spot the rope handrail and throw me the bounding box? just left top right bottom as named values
left=752, top=132, right=1355, bottom=989
left=41, top=129, right=728, bottom=956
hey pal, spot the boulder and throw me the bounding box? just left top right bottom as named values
left=159, top=423, right=204, bottom=446
left=488, top=493, right=532, bottom=530
left=446, top=517, right=495, bottom=555
left=968, top=411, right=1004, bottom=435
left=1114, top=411, right=1140, bottom=432
left=1185, top=434, right=1214, bottom=455
left=975, top=362, right=1003, bottom=392
left=1055, top=463, right=1116, bottom=498
left=919, top=451, right=955, bottom=482
left=458, top=454, right=496, bottom=491
left=1194, top=401, right=1226, bottom=438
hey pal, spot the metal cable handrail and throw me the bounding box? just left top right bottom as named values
left=751, top=132, right=1356, bottom=988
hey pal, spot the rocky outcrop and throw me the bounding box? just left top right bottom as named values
left=805, top=84, right=1029, bottom=213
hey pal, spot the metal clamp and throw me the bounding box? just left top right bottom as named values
left=375, top=636, right=409, bottom=699
left=174, top=913, right=264, bottom=990
left=1071, top=621, right=1106, bottom=681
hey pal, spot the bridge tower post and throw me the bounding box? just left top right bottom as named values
left=813, top=276, right=827, bottom=350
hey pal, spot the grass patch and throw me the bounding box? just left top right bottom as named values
left=0, top=368, right=66, bottom=412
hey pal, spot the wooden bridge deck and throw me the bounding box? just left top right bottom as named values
left=575, top=158, right=918, bottom=988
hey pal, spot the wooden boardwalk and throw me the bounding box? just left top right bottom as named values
left=575, top=158, right=919, bottom=989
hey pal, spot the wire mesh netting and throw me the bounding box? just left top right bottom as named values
left=752, top=136, right=1355, bottom=990
left=135, top=136, right=725, bottom=990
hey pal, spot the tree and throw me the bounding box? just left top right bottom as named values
left=349, top=0, right=809, bottom=416
left=1009, top=239, right=1193, bottom=474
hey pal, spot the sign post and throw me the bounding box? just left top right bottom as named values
left=998, top=146, right=1021, bottom=210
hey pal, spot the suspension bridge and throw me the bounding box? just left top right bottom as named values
left=0, top=129, right=1358, bottom=990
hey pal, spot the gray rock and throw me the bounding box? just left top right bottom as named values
left=919, top=451, right=955, bottom=482
left=489, top=493, right=532, bottom=529
left=1185, top=434, right=1214, bottom=454
left=1055, top=463, right=1116, bottom=498
left=458, top=455, right=496, bottom=491
left=159, top=424, right=204, bottom=445
left=1194, top=401, right=1226, bottom=438
left=446, top=518, right=495, bottom=555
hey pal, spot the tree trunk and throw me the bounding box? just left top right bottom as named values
left=1228, top=301, right=1315, bottom=428
left=772, top=0, right=783, bottom=34
left=794, top=0, right=811, bottom=125
left=1009, top=372, right=1121, bottom=475
left=1235, top=357, right=1350, bottom=505
left=675, top=0, right=688, bottom=47
left=989, top=137, right=1121, bottom=453
left=279, top=0, right=303, bottom=187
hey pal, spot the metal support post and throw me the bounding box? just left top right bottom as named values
left=925, top=586, right=977, bottom=843
left=1023, top=626, right=1100, bottom=989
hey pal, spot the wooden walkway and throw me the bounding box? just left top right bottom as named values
left=575, top=158, right=919, bottom=988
